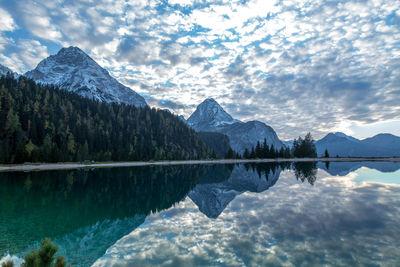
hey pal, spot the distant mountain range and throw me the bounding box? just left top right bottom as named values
left=24, top=46, right=147, bottom=107
left=315, top=132, right=400, bottom=157
left=186, top=98, right=283, bottom=153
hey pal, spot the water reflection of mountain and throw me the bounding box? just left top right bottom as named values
left=0, top=165, right=209, bottom=266
left=189, top=163, right=284, bottom=218
left=317, top=161, right=400, bottom=176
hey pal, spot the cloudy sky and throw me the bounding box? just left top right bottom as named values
left=0, top=0, right=399, bottom=140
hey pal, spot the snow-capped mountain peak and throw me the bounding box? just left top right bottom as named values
left=186, top=98, right=284, bottom=153
left=25, top=46, right=147, bottom=107
left=187, top=98, right=239, bottom=130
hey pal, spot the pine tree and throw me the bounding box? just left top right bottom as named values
left=243, top=148, right=250, bottom=159
left=225, top=148, right=234, bottom=159
left=250, top=147, right=256, bottom=159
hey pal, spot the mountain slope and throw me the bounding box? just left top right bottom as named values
left=187, top=98, right=283, bottom=153
left=197, top=132, right=232, bottom=158
left=219, top=120, right=282, bottom=153
left=316, top=132, right=363, bottom=157
left=316, top=132, right=400, bottom=157
left=25, top=46, right=146, bottom=107
left=362, top=133, right=400, bottom=148
left=282, top=140, right=293, bottom=148
left=361, top=133, right=400, bottom=156
left=0, top=64, right=17, bottom=78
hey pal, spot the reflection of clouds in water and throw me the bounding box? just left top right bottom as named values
left=54, top=215, right=145, bottom=267
left=93, top=171, right=400, bottom=266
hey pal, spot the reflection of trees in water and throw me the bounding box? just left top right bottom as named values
left=325, top=161, right=330, bottom=170
left=292, top=162, right=318, bottom=185
left=244, top=162, right=291, bottom=181
left=242, top=162, right=318, bottom=185
left=0, top=165, right=208, bottom=254
left=244, top=162, right=317, bottom=186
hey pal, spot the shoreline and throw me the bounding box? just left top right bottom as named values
left=0, top=157, right=399, bottom=172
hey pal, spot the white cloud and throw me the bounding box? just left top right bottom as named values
left=168, top=0, right=195, bottom=6
left=0, top=8, right=17, bottom=32
left=0, top=39, right=49, bottom=73
left=18, top=1, right=62, bottom=41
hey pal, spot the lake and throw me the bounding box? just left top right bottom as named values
left=1, top=161, right=399, bottom=266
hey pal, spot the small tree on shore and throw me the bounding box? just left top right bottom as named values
left=292, top=133, right=317, bottom=158
left=22, top=238, right=66, bottom=267
left=2, top=239, right=68, bottom=267
left=324, top=149, right=329, bottom=158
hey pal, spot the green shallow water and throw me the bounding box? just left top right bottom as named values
left=1, top=162, right=399, bottom=266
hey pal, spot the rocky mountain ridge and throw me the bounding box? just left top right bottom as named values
left=187, top=98, right=284, bottom=153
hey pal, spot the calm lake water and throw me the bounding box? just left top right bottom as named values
left=1, top=162, right=399, bottom=266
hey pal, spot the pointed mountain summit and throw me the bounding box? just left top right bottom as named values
left=187, top=98, right=283, bottom=153
left=25, top=46, right=147, bottom=107
left=187, top=98, right=239, bottom=131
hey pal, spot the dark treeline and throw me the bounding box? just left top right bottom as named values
left=198, top=131, right=231, bottom=159
left=0, top=75, right=211, bottom=163
left=226, top=133, right=317, bottom=159
left=244, top=161, right=290, bottom=179
left=243, top=161, right=317, bottom=185
left=241, top=138, right=292, bottom=159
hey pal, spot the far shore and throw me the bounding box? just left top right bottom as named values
left=0, top=157, right=399, bottom=172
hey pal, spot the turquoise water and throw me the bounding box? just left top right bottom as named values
left=1, top=162, right=399, bottom=266
left=354, top=167, right=400, bottom=185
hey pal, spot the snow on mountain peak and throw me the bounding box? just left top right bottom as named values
left=187, top=98, right=238, bottom=130
left=25, top=46, right=147, bottom=107
left=186, top=98, right=283, bottom=152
